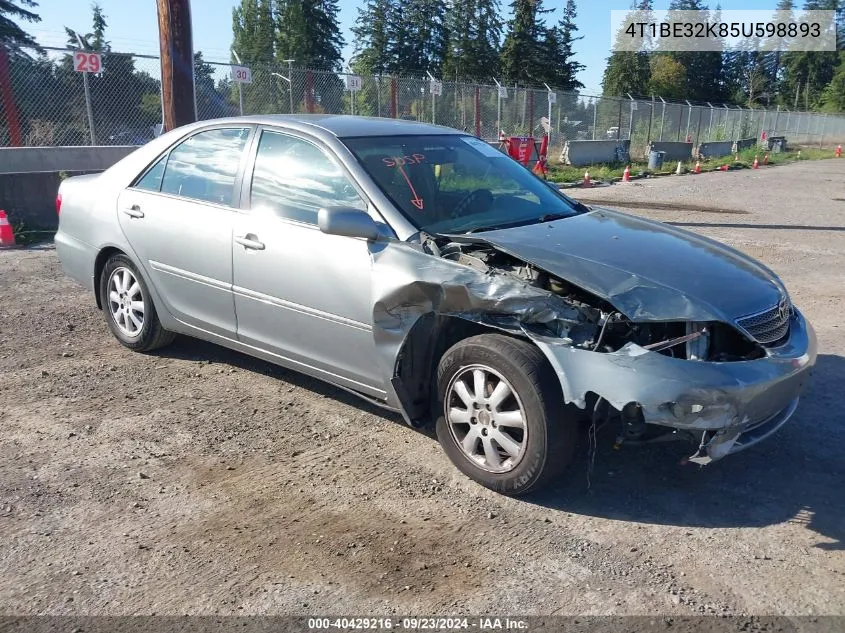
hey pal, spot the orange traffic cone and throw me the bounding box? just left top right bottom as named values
left=836, top=144, right=842, bottom=158
left=582, top=170, right=592, bottom=188
left=763, top=153, right=769, bottom=165
left=0, top=210, right=15, bottom=248
left=622, top=165, right=631, bottom=182
left=752, top=155, right=759, bottom=169
left=693, top=160, right=702, bottom=174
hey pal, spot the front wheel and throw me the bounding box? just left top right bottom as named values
left=99, top=253, right=175, bottom=352
left=435, top=334, right=577, bottom=496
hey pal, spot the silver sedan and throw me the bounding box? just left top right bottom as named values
left=56, top=115, right=816, bottom=495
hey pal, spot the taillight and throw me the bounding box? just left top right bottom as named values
left=55, top=193, right=62, bottom=215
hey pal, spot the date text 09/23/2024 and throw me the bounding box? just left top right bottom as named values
left=307, top=617, right=529, bottom=630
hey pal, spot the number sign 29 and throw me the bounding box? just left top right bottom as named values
left=73, top=52, right=102, bottom=73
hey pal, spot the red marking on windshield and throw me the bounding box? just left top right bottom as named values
left=382, top=153, right=425, bottom=167
left=395, top=162, right=424, bottom=211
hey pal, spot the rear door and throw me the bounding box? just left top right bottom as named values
left=118, top=126, right=253, bottom=337
left=231, top=127, right=384, bottom=396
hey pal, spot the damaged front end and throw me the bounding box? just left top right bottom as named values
left=373, top=233, right=817, bottom=466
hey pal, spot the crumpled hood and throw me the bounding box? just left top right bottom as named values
left=463, top=208, right=786, bottom=322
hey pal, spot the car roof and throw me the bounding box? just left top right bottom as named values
left=206, top=114, right=461, bottom=138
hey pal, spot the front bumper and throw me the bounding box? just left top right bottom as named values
left=535, top=309, right=817, bottom=463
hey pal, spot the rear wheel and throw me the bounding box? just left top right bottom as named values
left=99, top=254, right=175, bottom=352
left=435, top=334, right=577, bottom=496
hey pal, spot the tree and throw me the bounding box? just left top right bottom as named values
left=276, top=0, right=344, bottom=70
left=779, top=0, right=841, bottom=109
left=232, top=0, right=275, bottom=64
left=500, top=0, right=551, bottom=84
left=384, top=0, right=447, bottom=75
left=195, top=51, right=235, bottom=119
left=0, top=0, right=40, bottom=52
left=647, top=55, right=686, bottom=99
left=351, top=0, right=395, bottom=75
left=657, top=0, right=724, bottom=101
left=602, top=0, right=652, bottom=97
left=442, top=0, right=503, bottom=81
left=819, top=51, right=845, bottom=111
left=537, top=0, right=584, bottom=90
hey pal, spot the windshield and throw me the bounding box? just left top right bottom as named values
left=343, top=134, right=582, bottom=234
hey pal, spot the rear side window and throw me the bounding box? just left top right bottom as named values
left=159, top=128, right=250, bottom=206
left=249, top=130, right=365, bottom=224
left=135, top=155, right=166, bottom=192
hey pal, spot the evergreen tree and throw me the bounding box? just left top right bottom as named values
left=90, top=3, right=107, bottom=51
left=819, top=50, right=845, bottom=111
left=232, top=0, right=275, bottom=64
left=538, top=0, right=584, bottom=89
left=0, top=0, right=40, bottom=53
left=443, top=0, right=503, bottom=81
left=500, top=0, right=551, bottom=84
left=195, top=51, right=235, bottom=119
left=780, top=0, right=841, bottom=109
left=351, top=0, right=395, bottom=75
left=276, top=0, right=344, bottom=70
left=602, top=0, right=652, bottom=97
left=659, top=0, right=724, bottom=101
left=386, top=0, right=447, bottom=75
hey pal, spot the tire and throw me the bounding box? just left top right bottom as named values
left=99, top=253, right=175, bottom=352
left=435, top=333, right=577, bottom=496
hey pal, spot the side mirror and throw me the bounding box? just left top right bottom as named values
left=317, top=207, right=380, bottom=241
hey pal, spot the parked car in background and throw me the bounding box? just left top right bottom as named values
left=55, top=115, right=816, bottom=495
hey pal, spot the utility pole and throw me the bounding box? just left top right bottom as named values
left=157, top=0, right=196, bottom=132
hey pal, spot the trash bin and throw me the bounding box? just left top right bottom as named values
left=648, top=150, right=666, bottom=170
left=771, top=138, right=785, bottom=153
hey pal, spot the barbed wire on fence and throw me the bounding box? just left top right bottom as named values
left=3, top=46, right=844, bottom=155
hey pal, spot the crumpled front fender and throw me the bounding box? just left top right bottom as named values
left=532, top=309, right=816, bottom=434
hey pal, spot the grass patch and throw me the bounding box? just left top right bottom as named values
left=11, top=220, right=56, bottom=246
left=546, top=145, right=839, bottom=183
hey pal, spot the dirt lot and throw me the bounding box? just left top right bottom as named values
left=1, top=159, right=844, bottom=617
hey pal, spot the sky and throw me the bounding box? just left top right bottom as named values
left=28, top=0, right=783, bottom=96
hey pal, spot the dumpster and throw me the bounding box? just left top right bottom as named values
left=648, top=150, right=666, bottom=170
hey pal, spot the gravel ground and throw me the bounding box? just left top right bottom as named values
left=0, top=159, right=843, bottom=617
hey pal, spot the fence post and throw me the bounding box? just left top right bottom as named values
left=0, top=47, right=23, bottom=146
left=390, top=77, right=397, bottom=118
left=616, top=98, right=622, bottom=140
left=819, top=113, right=827, bottom=148
left=474, top=86, right=481, bottom=138
left=694, top=105, right=703, bottom=150
left=706, top=102, right=714, bottom=142
left=659, top=97, right=666, bottom=141
left=646, top=95, right=654, bottom=146
left=592, top=99, right=597, bottom=140
left=684, top=100, right=692, bottom=141
left=528, top=89, right=535, bottom=134
left=305, top=71, right=314, bottom=113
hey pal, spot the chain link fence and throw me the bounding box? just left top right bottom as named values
left=3, top=47, right=845, bottom=158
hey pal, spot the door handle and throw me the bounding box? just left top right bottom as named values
left=122, top=205, right=144, bottom=219
left=235, top=234, right=265, bottom=251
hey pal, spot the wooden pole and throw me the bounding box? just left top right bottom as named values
left=156, top=0, right=196, bottom=131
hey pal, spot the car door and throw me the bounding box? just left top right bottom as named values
left=117, top=126, right=253, bottom=337
left=231, top=127, right=384, bottom=397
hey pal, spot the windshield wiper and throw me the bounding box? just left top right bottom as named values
left=463, top=212, right=573, bottom=234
